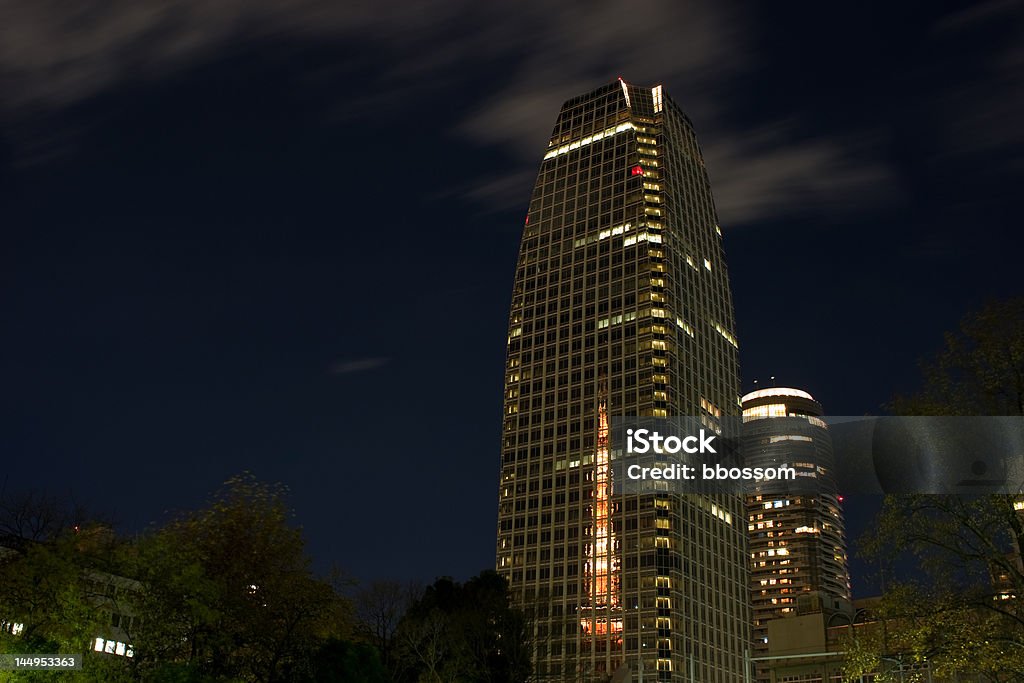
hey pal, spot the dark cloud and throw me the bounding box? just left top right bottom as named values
left=926, top=0, right=1023, bottom=161
left=328, top=357, right=390, bottom=376
left=0, top=0, right=457, bottom=111
left=448, top=3, right=896, bottom=226
left=929, top=0, right=1021, bottom=35
left=453, top=3, right=747, bottom=164
left=701, top=123, right=896, bottom=227
left=3, top=0, right=1015, bottom=225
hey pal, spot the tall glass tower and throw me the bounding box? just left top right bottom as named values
left=496, top=80, right=749, bottom=682
left=741, top=387, right=851, bottom=682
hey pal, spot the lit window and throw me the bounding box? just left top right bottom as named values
left=675, top=318, right=694, bottom=337
left=713, top=322, right=739, bottom=349
left=701, top=397, right=722, bottom=418
left=543, top=122, right=636, bottom=160
left=769, top=435, right=812, bottom=443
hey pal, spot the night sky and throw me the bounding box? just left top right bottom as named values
left=2, top=1, right=1021, bottom=598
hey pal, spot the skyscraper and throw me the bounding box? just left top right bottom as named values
left=741, top=387, right=851, bottom=681
left=496, top=80, right=749, bottom=682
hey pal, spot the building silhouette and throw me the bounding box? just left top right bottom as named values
left=741, top=387, right=851, bottom=681
left=496, top=79, right=748, bottom=682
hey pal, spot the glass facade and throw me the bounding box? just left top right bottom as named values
left=496, top=80, right=749, bottom=682
left=741, top=388, right=851, bottom=683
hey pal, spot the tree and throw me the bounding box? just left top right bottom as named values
left=0, top=524, right=136, bottom=683
left=0, top=485, right=95, bottom=544
left=393, top=572, right=532, bottom=683
left=124, top=473, right=350, bottom=682
left=302, top=638, right=389, bottom=682
left=890, top=297, right=1024, bottom=417
left=353, top=579, right=419, bottom=675
left=850, top=299, right=1024, bottom=681
left=0, top=475, right=354, bottom=682
left=852, top=495, right=1024, bottom=680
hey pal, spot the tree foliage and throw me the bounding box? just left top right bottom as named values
left=890, top=297, right=1024, bottom=416
left=0, top=474, right=351, bottom=683
left=0, top=531, right=113, bottom=682
left=125, top=473, right=350, bottom=682
left=0, top=487, right=94, bottom=544
left=393, top=572, right=532, bottom=683
left=0, top=521, right=141, bottom=683
left=854, top=495, right=1024, bottom=680
left=301, top=638, right=389, bottom=682
left=0, top=478, right=532, bottom=682
left=353, top=579, right=419, bottom=677
left=852, top=298, right=1024, bottom=681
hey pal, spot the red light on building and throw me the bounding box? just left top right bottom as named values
left=630, top=165, right=644, bottom=176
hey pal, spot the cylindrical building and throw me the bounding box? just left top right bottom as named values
left=741, top=387, right=851, bottom=681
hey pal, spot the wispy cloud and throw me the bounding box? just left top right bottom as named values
left=328, top=357, right=390, bottom=376
left=446, top=2, right=895, bottom=226
left=926, top=0, right=1023, bottom=161
left=929, top=0, right=1021, bottom=36
left=0, top=0, right=899, bottom=225
left=0, top=0, right=444, bottom=118
left=702, top=122, right=896, bottom=226
left=454, top=2, right=746, bottom=161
